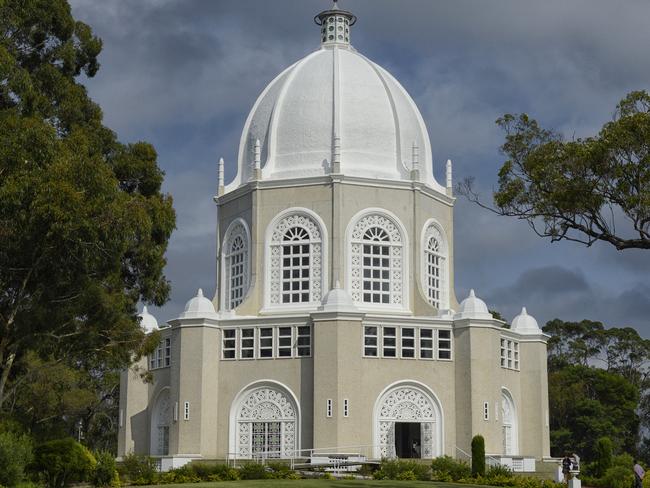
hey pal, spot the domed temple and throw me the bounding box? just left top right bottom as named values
left=118, top=2, right=550, bottom=471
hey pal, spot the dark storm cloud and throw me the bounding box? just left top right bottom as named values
left=70, top=0, right=650, bottom=330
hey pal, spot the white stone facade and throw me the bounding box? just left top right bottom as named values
left=118, top=2, right=550, bottom=466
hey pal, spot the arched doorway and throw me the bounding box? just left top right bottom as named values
left=230, top=381, right=299, bottom=459
left=374, top=381, right=443, bottom=459
left=501, top=389, right=518, bottom=455
left=150, top=388, right=171, bottom=456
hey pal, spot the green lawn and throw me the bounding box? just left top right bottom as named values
left=145, top=481, right=494, bottom=488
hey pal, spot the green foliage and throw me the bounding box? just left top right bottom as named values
left=0, top=431, right=33, bottom=487
left=594, top=437, right=613, bottom=477
left=33, top=438, right=96, bottom=488
left=479, top=90, right=650, bottom=251
left=373, top=459, right=431, bottom=481
left=471, top=435, right=486, bottom=476
left=598, top=465, right=634, bottom=488
left=91, top=451, right=119, bottom=488
left=238, top=463, right=269, bottom=480
left=0, top=0, right=175, bottom=457
left=486, top=464, right=513, bottom=478
left=430, top=455, right=471, bottom=481
left=461, top=472, right=565, bottom=488
left=119, top=453, right=158, bottom=486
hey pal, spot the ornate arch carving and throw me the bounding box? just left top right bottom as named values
left=233, top=385, right=298, bottom=459
left=349, top=212, right=406, bottom=306
left=223, top=219, right=250, bottom=310
left=267, top=212, right=324, bottom=306
left=374, top=383, right=441, bottom=459
left=421, top=220, right=448, bottom=309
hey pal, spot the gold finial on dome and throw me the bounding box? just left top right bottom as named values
left=314, top=1, right=356, bottom=46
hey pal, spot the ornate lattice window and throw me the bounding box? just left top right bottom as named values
left=422, top=223, right=447, bottom=309
left=151, top=389, right=171, bottom=456
left=224, top=220, right=250, bottom=310
left=349, top=214, right=404, bottom=306
left=501, top=390, right=517, bottom=455
left=234, top=386, right=298, bottom=459
left=268, top=213, right=323, bottom=307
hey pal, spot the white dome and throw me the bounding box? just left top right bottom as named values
left=227, top=44, right=445, bottom=193
left=511, top=307, right=542, bottom=335
left=180, top=288, right=217, bottom=319
left=138, top=306, right=158, bottom=333
left=454, top=289, right=493, bottom=320
left=321, top=281, right=357, bottom=311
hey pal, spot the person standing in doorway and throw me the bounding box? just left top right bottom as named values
left=634, top=460, right=645, bottom=488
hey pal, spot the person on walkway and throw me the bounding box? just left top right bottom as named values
left=634, top=460, right=645, bottom=488
left=561, top=454, right=572, bottom=483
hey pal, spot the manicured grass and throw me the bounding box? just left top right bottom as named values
left=145, top=480, right=494, bottom=488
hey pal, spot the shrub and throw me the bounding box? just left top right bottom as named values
left=238, top=462, right=268, bottom=480
left=486, top=463, right=513, bottom=478
left=92, top=451, right=120, bottom=487
left=373, top=459, right=431, bottom=481
left=471, top=435, right=486, bottom=477
left=120, top=453, right=158, bottom=485
left=431, top=455, right=471, bottom=481
left=0, top=431, right=33, bottom=488
left=594, top=437, right=613, bottom=477
left=33, top=438, right=96, bottom=488
left=265, top=462, right=298, bottom=479
left=598, top=465, right=634, bottom=488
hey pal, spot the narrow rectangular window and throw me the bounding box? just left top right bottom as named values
left=514, top=342, right=520, bottom=370
left=364, top=326, right=378, bottom=357
left=297, top=326, right=311, bottom=357
left=184, top=401, right=190, bottom=421
left=173, top=402, right=179, bottom=422
left=483, top=401, right=489, bottom=421
left=149, top=350, right=157, bottom=370
left=401, top=327, right=415, bottom=358
left=437, top=329, right=452, bottom=359
left=500, top=338, right=507, bottom=367
left=420, top=328, right=434, bottom=359
left=241, top=328, right=255, bottom=358
left=383, top=327, right=396, bottom=357
left=164, top=337, right=171, bottom=367
left=223, top=329, right=236, bottom=359
left=326, top=399, right=333, bottom=418
left=119, top=409, right=124, bottom=428
left=343, top=399, right=349, bottom=417
left=507, top=340, right=513, bottom=369
left=278, top=327, right=293, bottom=357
left=259, top=327, right=274, bottom=358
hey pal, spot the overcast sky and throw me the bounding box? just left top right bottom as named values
left=69, top=0, right=650, bottom=335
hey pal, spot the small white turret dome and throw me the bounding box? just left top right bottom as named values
left=225, top=3, right=446, bottom=195
left=321, top=280, right=358, bottom=311
left=454, top=289, right=493, bottom=320
left=138, top=305, right=158, bottom=333
left=180, top=288, right=217, bottom=319
left=511, top=307, right=542, bottom=335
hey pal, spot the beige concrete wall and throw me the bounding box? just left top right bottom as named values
left=216, top=179, right=456, bottom=318
left=118, top=357, right=150, bottom=457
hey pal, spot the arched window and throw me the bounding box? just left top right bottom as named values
left=422, top=222, right=447, bottom=309
left=501, top=389, right=518, bottom=455
left=150, top=389, right=170, bottom=456
left=223, top=220, right=250, bottom=310
left=268, top=212, right=323, bottom=307
left=349, top=212, right=405, bottom=306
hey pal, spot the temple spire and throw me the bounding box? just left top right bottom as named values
left=315, top=1, right=356, bottom=46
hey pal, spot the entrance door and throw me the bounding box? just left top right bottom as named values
left=394, top=422, right=421, bottom=458
left=252, top=422, right=281, bottom=458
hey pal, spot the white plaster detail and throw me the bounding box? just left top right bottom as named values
left=373, top=381, right=443, bottom=459
left=265, top=208, right=327, bottom=310
left=454, top=289, right=493, bottom=320
left=502, top=387, right=518, bottom=455
left=180, top=288, right=217, bottom=319
left=230, top=381, right=300, bottom=459
left=511, top=307, right=542, bottom=335
left=347, top=209, right=408, bottom=310
left=150, top=388, right=171, bottom=456
left=420, top=219, right=449, bottom=310
left=138, top=305, right=158, bottom=333
left=226, top=45, right=446, bottom=194
left=221, top=218, right=251, bottom=311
